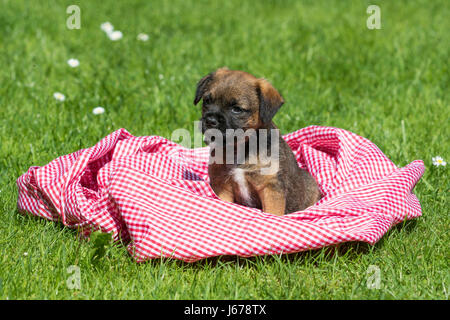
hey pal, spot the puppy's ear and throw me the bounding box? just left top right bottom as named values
left=194, top=72, right=214, bottom=105
left=256, top=79, right=284, bottom=124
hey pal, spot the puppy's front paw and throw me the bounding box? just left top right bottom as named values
left=213, top=186, right=234, bottom=203
left=258, top=188, right=286, bottom=216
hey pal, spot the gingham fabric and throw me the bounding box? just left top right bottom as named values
left=16, top=126, right=424, bottom=262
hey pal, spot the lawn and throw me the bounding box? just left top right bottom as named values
left=0, top=0, right=448, bottom=300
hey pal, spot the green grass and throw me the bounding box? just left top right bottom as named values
left=0, top=0, right=448, bottom=299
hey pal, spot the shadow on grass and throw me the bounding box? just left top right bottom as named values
left=179, top=241, right=373, bottom=269
left=141, top=219, right=420, bottom=269
left=15, top=208, right=419, bottom=269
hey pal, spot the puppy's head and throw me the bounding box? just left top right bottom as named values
left=194, top=67, right=284, bottom=143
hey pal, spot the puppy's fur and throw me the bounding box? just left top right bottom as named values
left=194, top=67, right=321, bottom=215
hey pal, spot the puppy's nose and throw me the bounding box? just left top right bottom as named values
left=205, top=115, right=218, bottom=128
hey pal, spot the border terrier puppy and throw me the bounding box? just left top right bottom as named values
left=194, top=67, right=321, bottom=215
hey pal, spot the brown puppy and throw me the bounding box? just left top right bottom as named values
left=194, top=67, right=321, bottom=215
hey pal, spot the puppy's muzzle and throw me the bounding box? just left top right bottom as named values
left=204, top=115, right=218, bottom=128
left=201, top=112, right=227, bottom=146
left=201, top=112, right=225, bottom=132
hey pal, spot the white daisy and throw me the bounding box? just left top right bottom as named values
left=53, top=92, right=65, bottom=102
left=23, top=252, right=28, bottom=256
left=92, top=106, right=105, bottom=115
left=137, top=33, right=149, bottom=41
left=101, top=22, right=114, bottom=34
left=67, top=58, right=80, bottom=68
left=108, top=30, right=123, bottom=41
left=432, top=156, right=446, bottom=167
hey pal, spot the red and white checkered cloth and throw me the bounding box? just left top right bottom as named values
left=17, top=126, right=424, bottom=262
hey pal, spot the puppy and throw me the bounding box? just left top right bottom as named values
left=194, top=67, right=321, bottom=216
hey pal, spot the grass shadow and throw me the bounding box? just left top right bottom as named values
left=15, top=208, right=420, bottom=270
left=142, top=241, right=374, bottom=270
left=150, top=219, right=420, bottom=269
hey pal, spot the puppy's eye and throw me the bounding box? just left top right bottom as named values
left=231, top=106, right=244, bottom=114
left=203, top=94, right=212, bottom=105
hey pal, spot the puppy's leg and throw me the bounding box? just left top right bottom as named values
left=213, top=184, right=234, bottom=203
left=257, top=186, right=285, bottom=216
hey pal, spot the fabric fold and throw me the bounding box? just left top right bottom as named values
left=16, top=126, right=424, bottom=262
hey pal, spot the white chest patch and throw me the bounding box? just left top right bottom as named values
left=231, top=168, right=252, bottom=205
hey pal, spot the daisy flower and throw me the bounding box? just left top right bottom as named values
left=101, top=22, right=114, bottom=34
left=53, top=92, right=65, bottom=102
left=432, top=156, right=446, bottom=167
left=137, top=33, right=149, bottom=41
left=67, top=58, right=80, bottom=68
left=23, top=252, right=28, bottom=256
left=92, top=106, right=105, bottom=115
left=108, top=30, right=123, bottom=41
